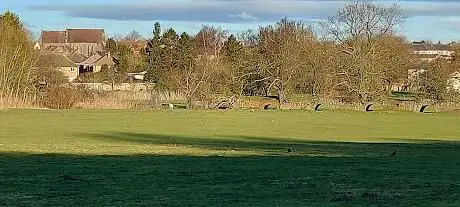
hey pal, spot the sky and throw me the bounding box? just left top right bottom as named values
left=2, top=0, right=460, bottom=42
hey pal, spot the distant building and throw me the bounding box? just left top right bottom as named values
left=79, top=52, right=117, bottom=74
left=411, top=41, right=454, bottom=62
left=36, top=51, right=117, bottom=82
left=33, top=28, right=120, bottom=82
left=406, top=41, right=460, bottom=92
left=36, top=29, right=106, bottom=57
left=37, top=53, right=79, bottom=82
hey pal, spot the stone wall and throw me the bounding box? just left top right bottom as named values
left=71, top=83, right=149, bottom=92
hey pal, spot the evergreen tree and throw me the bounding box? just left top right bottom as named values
left=0, top=11, right=23, bottom=30
left=105, top=38, right=118, bottom=55
left=145, top=22, right=163, bottom=85
left=222, top=34, right=243, bottom=65
left=116, top=42, right=134, bottom=74
left=160, top=28, right=179, bottom=74
left=177, top=32, right=195, bottom=73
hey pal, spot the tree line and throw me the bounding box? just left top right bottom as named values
left=1, top=1, right=459, bottom=109
left=135, top=1, right=459, bottom=107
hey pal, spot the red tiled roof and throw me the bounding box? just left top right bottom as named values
left=67, top=29, right=104, bottom=43
left=41, top=29, right=105, bottom=44
left=41, top=31, right=66, bottom=43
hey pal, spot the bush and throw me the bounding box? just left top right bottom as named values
left=40, top=86, right=91, bottom=109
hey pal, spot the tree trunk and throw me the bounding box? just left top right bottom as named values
left=186, top=96, right=193, bottom=109
left=278, top=88, right=287, bottom=105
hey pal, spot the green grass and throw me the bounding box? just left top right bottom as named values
left=1, top=109, right=460, bottom=206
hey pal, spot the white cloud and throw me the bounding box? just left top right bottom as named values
left=229, top=12, right=258, bottom=21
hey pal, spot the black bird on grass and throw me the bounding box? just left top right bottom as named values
left=389, top=151, right=397, bottom=157
left=287, top=148, right=295, bottom=153
left=366, top=104, right=374, bottom=112
left=315, top=104, right=322, bottom=112
left=420, top=105, right=429, bottom=113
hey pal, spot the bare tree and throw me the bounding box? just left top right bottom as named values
left=124, top=30, right=144, bottom=41
left=322, top=0, right=404, bottom=45
left=0, top=11, right=37, bottom=106
left=169, top=33, right=216, bottom=108
left=296, top=41, right=337, bottom=102
left=256, top=18, right=315, bottom=104
left=375, top=36, right=414, bottom=94
left=321, top=0, right=405, bottom=103
left=195, top=25, right=227, bottom=59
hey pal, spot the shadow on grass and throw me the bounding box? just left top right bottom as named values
left=84, top=132, right=460, bottom=157
left=1, top=135, right=460, bottom=206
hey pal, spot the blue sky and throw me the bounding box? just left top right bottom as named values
left=2, top=0, right=460, bottom=42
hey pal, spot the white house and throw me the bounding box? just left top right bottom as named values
left=411, top=41, right=454, bottom=62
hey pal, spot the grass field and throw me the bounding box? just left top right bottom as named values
left=1, top=109, right=460, bottom=206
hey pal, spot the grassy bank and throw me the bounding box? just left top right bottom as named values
left=1, top=110, right=459, bottom=206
